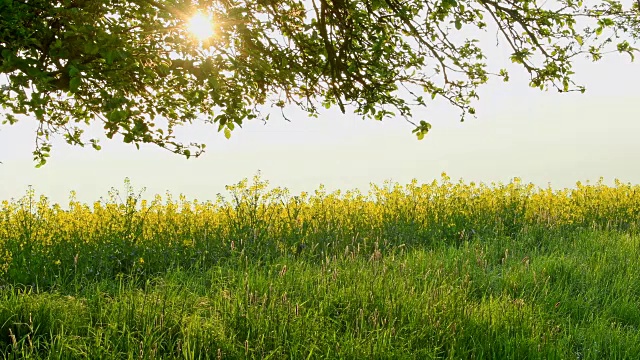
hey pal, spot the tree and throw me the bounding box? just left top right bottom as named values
left=1, top=0, right=638, bottom=166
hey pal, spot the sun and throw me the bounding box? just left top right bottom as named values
left=187, top=11, right=214, bottom=41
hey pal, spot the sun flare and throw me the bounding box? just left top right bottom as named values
left=187, top=11, right=214, bottom=41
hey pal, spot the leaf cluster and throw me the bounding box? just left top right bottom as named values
left=0, top=0, right=638, bottom=165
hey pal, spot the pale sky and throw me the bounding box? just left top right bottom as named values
left=1, top=19, right=639, bottom=205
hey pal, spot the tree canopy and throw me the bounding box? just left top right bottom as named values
left=1, top=0, right=639, bottom=166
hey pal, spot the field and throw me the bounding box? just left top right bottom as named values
left=1, top=173, right=640, bottom=359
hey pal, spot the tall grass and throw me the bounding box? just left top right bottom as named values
left=1, top=174, right=640, bottom=358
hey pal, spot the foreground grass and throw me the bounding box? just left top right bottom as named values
left=2, top=229, right=640, bottom=359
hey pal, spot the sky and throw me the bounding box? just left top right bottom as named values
left=1, top=16, right=640, bottom=205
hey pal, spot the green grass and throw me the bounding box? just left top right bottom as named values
left=1, top=229, right=640, bottom=359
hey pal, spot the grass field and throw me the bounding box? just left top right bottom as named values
left=1, top=174, right=640, bottom=359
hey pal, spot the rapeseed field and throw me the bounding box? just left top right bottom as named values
left=1, top=173, right=639, bottom=359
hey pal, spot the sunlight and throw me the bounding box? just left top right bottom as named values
left=187, top=11, right=214, bottom=41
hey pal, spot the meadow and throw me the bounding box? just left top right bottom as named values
left=1, top=173, right=640, bottom=359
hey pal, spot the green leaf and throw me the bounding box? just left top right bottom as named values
left=617, top=41, right=630, bottom=53
left=157, top=63, right=170, bottom=76
left=224, top=127, right=231, bottom=139
left=412, top=120, right=432, bottom=140
left=104, top=50, right=117, bottom=65
left=3, top=114, right=19, bottom=125
left=371, top=0, right=386, bottom=10
left=83, top=42, right=100, bottom=55
left=69, top=77, right=81, bottom=93
left=455, top=19, right=462, bottom=30
left=442, top=0, right=457, bottom=9
left=69, top=66, right=80, bottom=77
